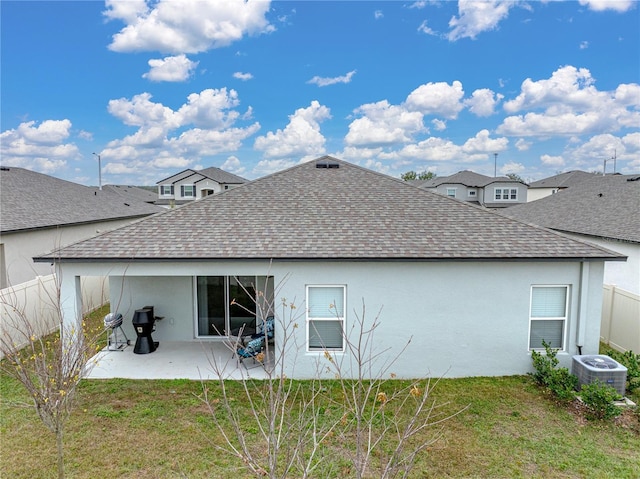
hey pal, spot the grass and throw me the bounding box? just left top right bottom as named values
left=1, top=307, right=638, bottom=478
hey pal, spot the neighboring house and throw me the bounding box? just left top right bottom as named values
left=527, top=170, right=599, bottom=202
left=504, top=174, right=640, bottom=296
left=37, top=157, right=624, bottom=379
left=416, top=170, right=528, bottom=207
left=0, top=167, right=163, bottom=288
left=156, top=166, right=247, bottom=206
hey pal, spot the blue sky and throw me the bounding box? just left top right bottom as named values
left=1, top=1, right=638, bottom=186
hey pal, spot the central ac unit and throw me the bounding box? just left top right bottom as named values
left=571, top=355, right=627, bottom=396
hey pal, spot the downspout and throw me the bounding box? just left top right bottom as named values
left=576, top=261, right=589, bottom=355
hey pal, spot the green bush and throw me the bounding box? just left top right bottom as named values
left=604, top=348, right=640, bottom=394
left=579, top=380, right=623, bottom=420
left=530, top=341, right=577, bottom=402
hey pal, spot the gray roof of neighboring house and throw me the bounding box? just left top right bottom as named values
left=94, top=185, right=158, bottom=203
left=504, top=174, right=640, bottom=243
left=1, top=167, right=163, bottom=233
left=528, top=170, right=598, bottom=189
left=418, top=170, right=523, bottom=188
left=156, top=167, right=247, bottom=185
left=35, top=157, right=623, bottom=263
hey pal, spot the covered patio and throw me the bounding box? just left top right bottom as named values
left=86, top=341, right=272, bottom=380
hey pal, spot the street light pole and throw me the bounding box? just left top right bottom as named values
left=92, top=152, right=102, bottom=190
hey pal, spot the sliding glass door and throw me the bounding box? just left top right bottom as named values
left=196, top=276, right=273, bottom=338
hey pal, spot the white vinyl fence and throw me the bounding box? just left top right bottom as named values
left=0, top=274, right=108, bottom=357
left=601, top=284, right=640, bottom=353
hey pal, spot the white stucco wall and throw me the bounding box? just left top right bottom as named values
left=562, top=233, right=639, bottom=295
left=57, top=259, right=605, bottom=379
left=0, top=218, right=145, bottom=288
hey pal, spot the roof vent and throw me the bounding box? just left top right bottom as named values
left=0, top=166, right=9, bottom=171
left=316, top=160, right=339, bottom=169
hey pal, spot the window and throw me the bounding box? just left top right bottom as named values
left=307, top=285, right=345, bottom=351
left=495, top=188, right=518, bottom=201
left=468, top=189, right=477, bottom=197
left=446, top=188, right=456, bottom=198
left=196, top=276, right=274, bottom=338
left=529, top=286, right=569, bottom=350
left=181, top=184, right=195, bottom=197
left=160, top=185, right=174, bottom=196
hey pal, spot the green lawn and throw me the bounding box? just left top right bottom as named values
left=1, top=307, right=638, bottom=478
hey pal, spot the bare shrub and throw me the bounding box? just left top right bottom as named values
left=201, top=276, right=464, bottom=478
left=0, top=275, right=105, bottom=479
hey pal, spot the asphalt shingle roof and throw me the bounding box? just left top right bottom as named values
left=418, top=170, right=522, bottom=188
left=503, top=174, right=640, bottom=244
left=36, top=157, right=624, bottom=262
left=156, top=167, right=246, bottom=185
left=528, top=170, right=598, bottom=189
left=1, top=167, right=163, bottom=233
left=197, top=166, right=247, bottom=184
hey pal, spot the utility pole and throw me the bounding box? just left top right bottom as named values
left=92, top=152, right=102, bottom=190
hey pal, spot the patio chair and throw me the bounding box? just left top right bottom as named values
left=236, top=336, right=265, bottom=369
left=246, top=316, right=274, bottom=344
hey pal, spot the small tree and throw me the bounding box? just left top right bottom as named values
left=0, top=276, right=105, bottom=479
left=202, top=276, right=463, bottom=478
left=506, top=173, right=526, bottom=183
left=401, top=171, right=436, bottom=181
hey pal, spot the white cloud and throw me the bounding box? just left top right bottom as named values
left=307, top=70, right=356, bottom=87
left=374, top=10, right=383, bottom=19
left=177, top=88, right=242, bottom=129
left=465, top=88, right=503, bottom=116
left=540, top=154, right=565, bottom=167
left=253, top=100, right=331, bottom=159
left=221, top=155, right=246, bottom=176
left=101, top=89, right=260, bottom=172
left=105, top=0, right=274, bottom=54
left=432, top=119, right=447, bottom=131
left=143, top=54, right=198, bottom=82
left=233, top=71, right=254, bottom=81
left=461, top=129, right=509, bottom=155
left=252, top=158, right=299, bottom=177
left=0, top=120, right=79, bottom=173
left=578, top=0, right=636, bottom=12
left=417, top=20, right=437, bottom=36
left=562, top=133, right=639, bottom=172
left=500, top=162, right=526, bottom=175
left=515, top=138, right=531, bottom=151
left=498, top=65, right=640, bottom=137
left=447, top=0, right=519, bottom=41
left=579, top=41, right=589, bottom=50
left=405, top=80, right=465, bottom=119
left=345, top=100, right=426, bottom=147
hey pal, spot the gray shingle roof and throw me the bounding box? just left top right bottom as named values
left=197, top=166, right=247, bottom=184
left=418, top=170, right=522, bottom=188
left=156, top=167, right=246, bottom=185
left=528, top=170, right=598, bottom=189
left=503, top=174, right=640, bottom=243
left=36, top=157, right=624, bottom=262
left=95, top=185, right=158, bottom=203
left=1, top=167, right=163, bottom=233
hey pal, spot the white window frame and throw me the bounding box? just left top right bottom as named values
left=160, top=185, right=173, bottom=196
left=181, top=184, right=195, bottom=198
left=468, top=189, right=477, bottom=197
left=528, top=285, right=569, bottom=351
left=446, top=188, right=457, bottom=198
left=306, top=285, right=345, bottom=352
left=494, top=187, right=518, bottom=201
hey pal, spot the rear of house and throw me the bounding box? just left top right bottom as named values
left=37, top=157, right=624, bottom=379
